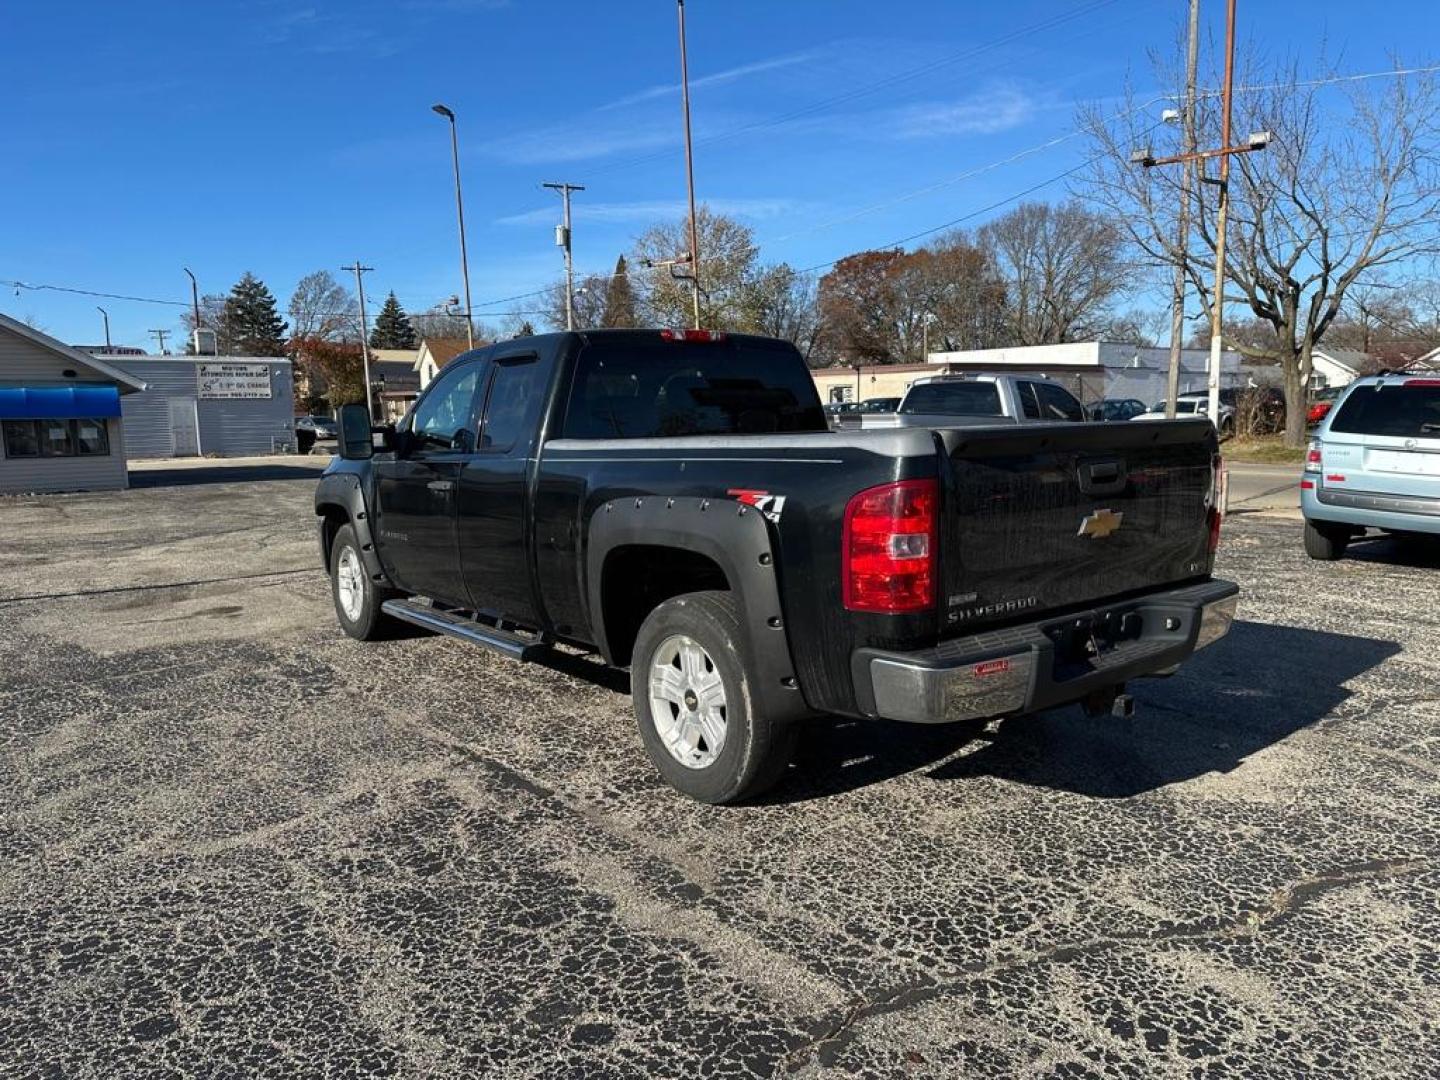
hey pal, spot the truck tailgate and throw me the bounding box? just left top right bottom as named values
left=937, top=420, right=1218, bottom=630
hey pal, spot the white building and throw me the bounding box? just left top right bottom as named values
left=1308, top=348, right=1371, bottom=390
left=926, top=341, right=1244, bottom=406
left=113, top=354, right=296, bottom=458
left=0, top=313, right=146, bottom=495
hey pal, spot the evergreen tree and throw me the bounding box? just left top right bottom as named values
left=370, top=291, right=418, bottom=349
left=221, top=273, right=288, bottom=356
left=601, top=255, right=638, bottom=328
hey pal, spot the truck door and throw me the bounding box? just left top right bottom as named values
left=373, top=357, right=485, bottom=603
left=457, top=346, right=555, bottom=628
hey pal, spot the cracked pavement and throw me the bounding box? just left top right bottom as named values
left=1, top=466, right=1438, bottom=1078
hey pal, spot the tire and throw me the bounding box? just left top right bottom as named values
left=329, top=523, right=398, bottom=640
left=631, top=591, right=797, bottom=805
left=1304, top=520, right=1349, bottom=561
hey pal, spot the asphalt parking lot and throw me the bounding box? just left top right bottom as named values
left=2, top=462, right=1438, bottom=1078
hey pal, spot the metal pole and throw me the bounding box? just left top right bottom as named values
left=677, top=0, right=702, bottom=329
left=1205, top=0, right=1237, bottom=428
left=543, top=182, right=585, bottom=330
left=433, top=104, right=474, bottom=350
left=183, top=267, right=201, bottom=341
left=97, top=307, right=110, bottom=351
left=149, top=329, right=169, bottom=354
left=1165, top=0, right=1200, bottom=421
left=346, top=262, right=377, bottom=420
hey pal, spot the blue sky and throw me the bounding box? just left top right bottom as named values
left=5, top=0, right=1438, bottom=348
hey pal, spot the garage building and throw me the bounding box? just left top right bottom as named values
left=0, top=312, right=146, bottom=495
left=115, top=354, right=296, bottom=458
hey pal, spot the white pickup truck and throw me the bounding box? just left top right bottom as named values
left=843, top=373, right=1087, bottom=429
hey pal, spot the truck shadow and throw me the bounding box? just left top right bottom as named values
left=773, top=620, right=1400, bottom=803
left=1346, top=532, right=1440, bottom=568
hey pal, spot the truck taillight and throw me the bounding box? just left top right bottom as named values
left=1208, top=455, right=1225, bottom=554
left=659, top=328, right=728, bottom=343
left=842, top=479, right=937, bottom=613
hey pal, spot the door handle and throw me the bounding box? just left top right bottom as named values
left=427, top=480, right=453, bottom=493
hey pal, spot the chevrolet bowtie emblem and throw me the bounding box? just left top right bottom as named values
left=1078, top=508, right=1124, bottom=539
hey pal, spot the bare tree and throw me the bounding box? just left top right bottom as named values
left=541, top=272, right=609, bottom=331
left=977, top=201, right=1128, bottom=345
left=179, top=293, right=228, bottom=352
left=288, top=271, right=357, bottom=342
left=1082, top=54, right=1440, bottom=444
left=736, top=263, right=822, bottom=361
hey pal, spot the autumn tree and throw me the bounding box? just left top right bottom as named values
left=288, top=271, right=356, bottom=343
left=633, top=205, right=759, bottom=327
left=736, top=263, right=822, bottom=361
left=976, top=201, right=1127, bottom=345
left=369, top=291, right=418, bottom=349
left=1082, top=52, right=1440, bottom=444
left=290, top=337, right=365, bottom=411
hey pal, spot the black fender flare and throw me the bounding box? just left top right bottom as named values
left=314, top=472, right=393, bottom=588
left=585, top=495, right=812, bottom=723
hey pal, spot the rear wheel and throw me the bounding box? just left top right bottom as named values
left=330, top=523, right=398, bottom=639
left=631, top=591, right=796, bottom=804
left=1304, top=520, right=1350, bottom=561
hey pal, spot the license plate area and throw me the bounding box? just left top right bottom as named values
left=1044, top=608, right=1145, bottom=680
left=1365, top=448, right=1440, bottom=476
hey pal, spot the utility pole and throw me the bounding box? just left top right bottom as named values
left=677, top=0, right=702, bottom=329
left=1133, top=0, right=1266, bottom=427
left=183, top=267, right=201, bottom=344
left=543, top=181, right=586, bottom=330
left=1164, top=0, right=1200, bottom=420
left=97, top=307, right=111, bottom=352
left=344, top=262, right=377, bottom=420
left=148, top=329, right=170, bottom=355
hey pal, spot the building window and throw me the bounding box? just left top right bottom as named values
left=1, top=419, right=111, bottom=458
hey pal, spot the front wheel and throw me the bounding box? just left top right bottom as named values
left=631, top=591, right=796, bottom=805
left=330, top=523, right=398, bottom=639
left=1304, top=520, right=1350, bottom=561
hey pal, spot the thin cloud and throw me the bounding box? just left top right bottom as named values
left=890, top=85, right=1039, bottom=138
left=496, top=198, right=805, bottom=227
left=481, top=124, right=677, bottom=165
left=597, top=51, right=818, bottom=112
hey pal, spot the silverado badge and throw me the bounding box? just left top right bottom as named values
left=1077, top=508, right=1124, bottom=539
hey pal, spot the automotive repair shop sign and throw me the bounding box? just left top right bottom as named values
left=197, top=362, right=272, bottom=399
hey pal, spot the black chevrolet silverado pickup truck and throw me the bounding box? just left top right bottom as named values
left=316, top=329, right=1237, bottom=803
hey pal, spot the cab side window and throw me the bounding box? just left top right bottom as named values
left=411, top=363, right=480, bottom=451
left=1017, top=382, right=1042, bottom=420
left=1034, top=382, right=1084, bottom=422
left=479, top=356, right=544, bottom=452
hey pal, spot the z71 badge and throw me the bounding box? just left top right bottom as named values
left=727, top=488, right=787, bottom=523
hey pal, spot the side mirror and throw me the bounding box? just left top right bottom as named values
left=338, top=404, right=374, bottom=460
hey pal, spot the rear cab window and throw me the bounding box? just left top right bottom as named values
left=560, top=338, right=826, bottom=439
left=1330, top=381, right=1440, bottom=437
left=899, top=381, right=1003, bottom=416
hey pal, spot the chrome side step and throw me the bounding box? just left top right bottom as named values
left=381, top=599, right=548, bottom=661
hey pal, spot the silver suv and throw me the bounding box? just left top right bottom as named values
left=1301, top=371, right=1440, bottom=559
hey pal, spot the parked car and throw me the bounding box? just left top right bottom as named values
left=1307, top=386, right=1342, bottom=427
left=1133, top=394, right=1236, bottom=436
left=316, top=329, right=1236, bottom=803
left=855, top=397, right=901, bottom=413
left=294, top=414, right=339, bottom=455
left=1088, top=398, right=1148, bottom=423
left=1301, top=371, right=1440, bottom=559
left=854, top=374, right=1086, bottom=429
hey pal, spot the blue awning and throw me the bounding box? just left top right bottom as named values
left=0, top=386, right=122, bottom=420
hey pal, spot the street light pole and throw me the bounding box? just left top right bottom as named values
left=543, top=181, right=586, bottom=330
left=345, top=261, right=377, bottom=420
left=183, top=267, right=201, bottom=345
left=96, top=307, right=111, bottom=352
left=1204, top=0, right=1239, bottom=427
left=677, top=0, right=702, bottom=330
left=432, top=103, right=474, bottom=350
left=1164, top=0, right=1200, bottom=420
